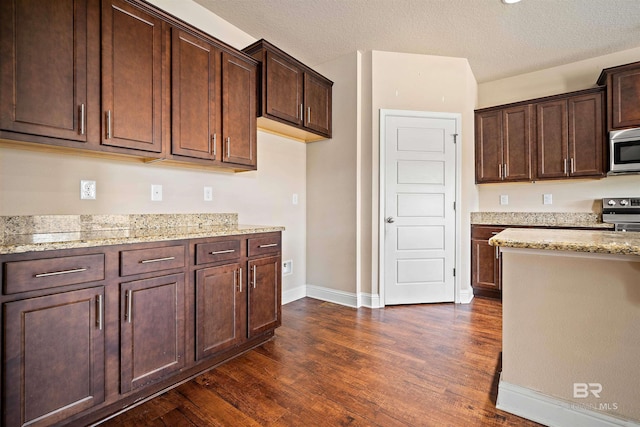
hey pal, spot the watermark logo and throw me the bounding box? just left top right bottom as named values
left=571, top=383, right=619, bottom=411
left=573, top=383, right=602, bottom=398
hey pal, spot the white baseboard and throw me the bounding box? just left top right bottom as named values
left=360, top=292, right=381, bottom=308
left=282, top=285, right=307, bottom=305
left=458, top=288, right=473, bottom=304
left=497, top=379, right=640, bottom=427
left=306, top=284, right=358, bottom=307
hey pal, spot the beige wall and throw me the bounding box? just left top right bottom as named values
left=501, top=249, right=640, bottom=422
left=477, top=47, right=640, bottom=213
left=0, top=1, right=307, bottom=296
left=307, top=52, right=360, bottom=295
left=370, top=51, right=478, bottom=302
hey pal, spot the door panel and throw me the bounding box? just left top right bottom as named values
left=0, top=0, right=88, bottom=141
left=503, top=105, right=531, bottom=180
left=384, top=113, right=457, bottom=304
left=195, top=264, right=244, bottom=359
left=3, top=287, right=105, bottom=427
left=120, top=274, right=185, bottom=393
left=569, top=92, right=604, bottom=177
left=265, top=51, right=303, bottom=125
left=171, top=29, right=220, bottom=160
left=102, top=0, right=163, bottom=152
left=248, top=256, right=280, bottom=337
left=475, top=110, right=502, bottom=182
left=222, top=52, right=257, bottom=167
left=303, top=73, right=331, bottom=136
left=537, top=100, right=568, bottom=179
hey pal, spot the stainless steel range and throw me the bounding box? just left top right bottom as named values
left=602, top=197, right=640, bottom=232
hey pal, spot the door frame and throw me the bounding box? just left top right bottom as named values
left=378, top=109, right=462, bottom=306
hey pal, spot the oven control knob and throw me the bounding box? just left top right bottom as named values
left=608, top=199, right=616, bottom=206
left=620, top=199, right=629, bottom=206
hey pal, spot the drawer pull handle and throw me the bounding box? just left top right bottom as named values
left=238, top=267, right=243, bottom=292
left=35, top=268, right=87, bottom=278
left=252, top=265, right=257, bottom=288
left=209, top=249, right=235, bottom=255
left=140, top=256, right=175, bottom=264
left=126, top=289, right=133, bottom=323
left=258, top=243, right=278, bottom=248
left=97, top=294, right=103, bottom=330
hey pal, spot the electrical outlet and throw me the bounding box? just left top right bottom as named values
left=292, top=193, right=298, bottom=205
left=204, top=186, right=213, bottom=201
left=543, top=194, right=553, bottom=205
left=80, top=180, right=96, bottom=200
left=282, top=260, right=293, bottom=276
left=500, top=194, right=509, bottom=205
left=151, top=184, right=162, bottom=201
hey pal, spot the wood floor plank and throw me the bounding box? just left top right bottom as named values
left=100, top=297, right=541, bottom=426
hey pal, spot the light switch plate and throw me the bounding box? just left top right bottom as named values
left=292, top=193, right=298, bottom=205
left=543, top=194, right=553, bottom=205
left=500, top=195, right=509, bottom=205
left=151, top=184, right=162, bottom=201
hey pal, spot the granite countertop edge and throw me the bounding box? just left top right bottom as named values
left=470, top=211, right=614, bottom=229
left=0, top=225, right=286, bottom=255
left=489, top=228, right=640, bottom=257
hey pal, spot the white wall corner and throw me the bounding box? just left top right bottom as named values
left=306, top=284, right=358, bottom=308
left=282, top=285, right=307, bottom=305
left=497, top=380, right=640, bottom=427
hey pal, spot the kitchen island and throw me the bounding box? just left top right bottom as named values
left=490, top=228, right=640, bottom=427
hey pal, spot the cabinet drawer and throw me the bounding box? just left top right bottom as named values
left=196, top=239, right=241, bottom=265
left=4, top=254, right=105, bottom=294
left=248, top=235, right=281, bottom=257
left=120, top=245, right=185, bottom=276
left=471, top=226, right=506, bottom=240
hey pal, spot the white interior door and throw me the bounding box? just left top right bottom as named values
left=383, top=111, right=457, bottom=305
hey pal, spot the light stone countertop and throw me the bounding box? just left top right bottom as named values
left=0, top=214, right=284, bottom=255
left=489, top=228, right=640, bottom=256
left=470, top=212, right=613, bottom=229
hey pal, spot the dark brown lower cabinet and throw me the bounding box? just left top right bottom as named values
left=248, top=256, right=281, bottom=337
left=195, top=263, right=245, bottom=359
left=120, top=273, right=186, bottom=394
left=0, top=231, right=281, bottom=426
left=3, top=287, right=105, bottom=427
left=471, top=226, right=504, bottom=299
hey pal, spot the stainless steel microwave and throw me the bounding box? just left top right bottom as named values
left=610, top=127, right=640, bottom=174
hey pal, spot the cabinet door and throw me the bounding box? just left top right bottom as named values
left=568, top=92, right=605, bottom=177
left=536, top=100, right=568, bottom=179
left=265, top=51, right=304, bottom=126
left=503, top=105, right=532, bottom=181
left=120, top=273, right=185, bottom=393
left=610, top=67, right=640, bottom=129
left=475, top=110, right=503, bottom=183
left=195, top=263, right=245, bottom=360
left=222, top=52, right=257, bottom=167
left=0, top=0, right=88, bottom=142
left=248, top=256, right=281, bottom=338
left=471, top=239, right=500, bottom=292
left=3, top=288, right=105, bottom=427
left=171, top=28, right=220, bottom=160
left=303, top=73, right=332, bottom=137
left=102, top=0, right=163, bottom=152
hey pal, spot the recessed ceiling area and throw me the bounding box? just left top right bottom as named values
left=193, top=0, right=640, bottom=83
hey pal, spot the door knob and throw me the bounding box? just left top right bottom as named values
left=386, top=217, right=395, bottom=223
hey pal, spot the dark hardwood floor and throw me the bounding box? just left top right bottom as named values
left=99, top=297, right=541, bottom=426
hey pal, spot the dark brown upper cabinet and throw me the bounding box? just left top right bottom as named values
left=598, top=61, right=640, bottom=131
left=243, top=39, right=333, bottom=142
left=537, top=88, right=604, bottom=179
left=101, top=0, right=164, bottom=153
left=171, top=28, right=221, bottom=161
left=0, top=0, right=98, bottom=145
left=222, top=52, right=258, bottom=168
left=475, top=105, right=532, bottom=183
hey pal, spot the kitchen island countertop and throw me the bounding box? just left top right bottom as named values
left=489, top=227, right=640, bottom=256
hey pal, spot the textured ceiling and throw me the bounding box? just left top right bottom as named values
left=193, top=0, right=640, bottom=83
